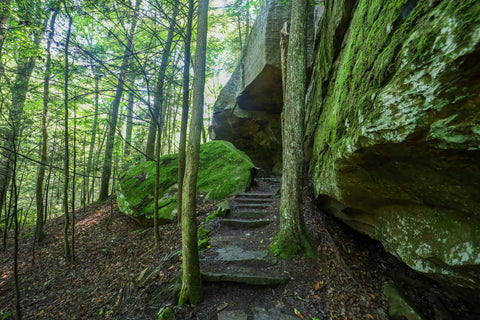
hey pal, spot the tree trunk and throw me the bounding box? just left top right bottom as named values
left=0, top=0, right=10, bottom=80
left=0, top=0, right=9, bottom=57
left=275, top=0, right=310, bottom=258
left=144, top=0, right=179, bottom=159
left=86, top=74, right=100, bottom=203
left=177, top=0, right=194, bottom=224
left=35, top=10, right=58, bottom=244
left=179, top=0, right=209, bottom=306
left=63, top=11, right=73, bottom=262
left=11, top=140, right=21, bottom=320
left=98, top=0, right=142, bottom=201
left=71, top=99, right=77, bottom=262
left=123, top=85, right=134, bottom=169
left=153, top=120, right=162, bottom=245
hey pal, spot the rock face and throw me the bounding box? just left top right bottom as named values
left=306, top=0, right=480, bottom=303
left=210, top=0, right=291, bottom=173
left=116, top=141, right=256, bottom=225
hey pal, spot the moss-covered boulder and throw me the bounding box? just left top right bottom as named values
left=306, top=1, right=480, bottom=303
left=116, top=141, right=256, bottom=225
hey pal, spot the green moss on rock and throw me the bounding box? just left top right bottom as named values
left=307, top=0, right=480, bottom=303
left=157, top=307, right=175, bottom=320
left=117, top=141, right=255, bottom=225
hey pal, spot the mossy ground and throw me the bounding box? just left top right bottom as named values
left=157, top=307, right=175, bottom=320
left=270, top=231, right=313, bottom=259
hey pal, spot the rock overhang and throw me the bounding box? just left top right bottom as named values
left=210, top=0, right=316, bottom=174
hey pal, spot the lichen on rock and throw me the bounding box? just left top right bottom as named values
left=116, top=141, right=256, bottom=225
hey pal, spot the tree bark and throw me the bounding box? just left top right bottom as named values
left=144, top=0, right=179, bottom=160
left=86, top=74, right=100, bottom=203
left=98, top=0, right=142, bottom=201
left=0, top=0, right=10, bottom=80
left=71, top=96, right=77, bottom=262
left=153, top=119, right=162, bottom=245
left=177, top=0, right=194, bottom=224
left=35, top=10, right=58, bottom=244
left=63, top=11, right=73, bottom=262
left=276, top=0, right=309, bottom=258
left=123, top=84, right=134, bottom=169
left=179, top=0, right=209, bottom=306
left=0, top=0, right=9, bottom=56
left=11, top=140, right=21, bottom=319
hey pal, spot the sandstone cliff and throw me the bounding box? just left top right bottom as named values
left=307, top=0, right=480, bottom=303
left=210, top=0, right=314, bottom=173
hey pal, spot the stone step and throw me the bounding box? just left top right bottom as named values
left=258, top=177, right=281, bottom=183
left=233, top=197, right=274, bottom=204
left=219, top=218, right=271, bottom=229
left=217, top=307, right=298, bottom=320
left=218, top=310, right=248, bottom=320
left=207, top=233, right=270, bottom=249
left=200, top=246, right=278, bottom=267
left=201, top=265, right=288, bottom=285
left=252, top=307, right=298, bottom=320
left=233, top=203, right=271, bottom=210
left=236, top=192, right=275, bottom=198
left=228, top=210, right=271, bottom=219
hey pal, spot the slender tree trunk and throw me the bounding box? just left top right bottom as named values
left=275, top=0, right=309, bottom=258
left=144, top=0, right=179, bottom=159
left=0, top=0, right=9, bottom=58
left=71, top=99, right=77, bottom=262
left=153, top=121, right=161, bottom=246
left=11, top=141, right=21, bottom=320
left=169, top=94, right=180, bottom=154
left=280, top=22, right=289, bottom=100
left=92, top=125, right=108, bottom=202
left=0, top=0, right=10, bottom=80
left=123, top=85, right=134, bottom=169
left=177, top=0, right=194, bottom=224
left=35, top=10, right=58, bottom=244
left=63, top=12, right=73, bottom=262
left=86, top=74, right=100, bottom=203
left=179, top=0, right=209, bottom=306
left=44, top=129, right=56, bottom=224
left=164, top=97, right=172, bottom=154
left=98, top=0, right=142, bottom=201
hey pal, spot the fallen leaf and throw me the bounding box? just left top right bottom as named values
left=365, top=314, right=374, bottom=319
left=314, top=281, right=320, bottom=291
left=294, top=308, right=304, bottom=319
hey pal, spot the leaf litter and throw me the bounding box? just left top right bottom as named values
left=0, top=181, right=478, bottom=319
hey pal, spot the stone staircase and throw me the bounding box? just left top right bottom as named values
left=199, top=177, right=297, bottom=319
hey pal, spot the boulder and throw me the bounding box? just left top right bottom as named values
left=307, top=0, right=480, bottom=303
left=116, top=141, right=256, bottom=225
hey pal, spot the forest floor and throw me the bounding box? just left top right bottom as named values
left=1, top=179, right=478, bottom=320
